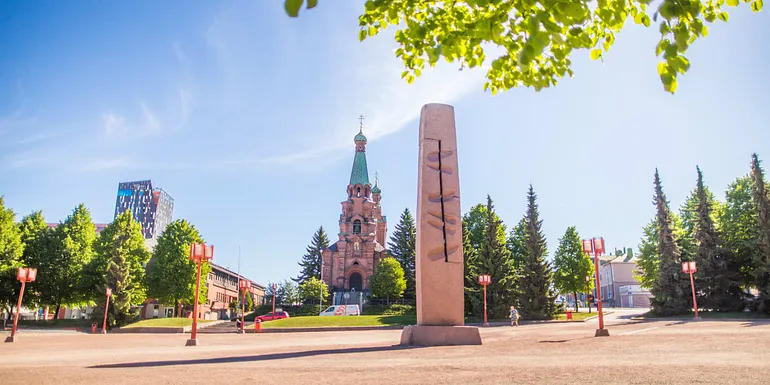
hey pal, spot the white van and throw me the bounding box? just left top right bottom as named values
left=319, top=305, right=360, bottom=316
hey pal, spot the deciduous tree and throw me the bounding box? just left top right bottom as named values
left=719, top=175, right=759, bottom=287
left=36, top=204, right=97, bottom=317
left=146, top=219, right=208, bottom=316
left=388, top=208, right=416, bottom=299
left=299, top=276, right=331, bottom=304
left=284, top=0, right=764, bottom=94
left=0, top=197, right=24, bottom=317
left=369, top=257, right=407, bottom=302
left=553, top=226, right=593, bottom=313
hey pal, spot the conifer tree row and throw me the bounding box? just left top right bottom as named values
left=650, top=170, right=692, bottom=316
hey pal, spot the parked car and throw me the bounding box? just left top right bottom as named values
left=254, top=311, right=290, bottom=322
left=319, top=305, right=360, bottom=316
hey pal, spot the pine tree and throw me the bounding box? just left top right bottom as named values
left=692, top=167, right=744, bottom=312
left=650, top=170, right=691, bottom=316
left=553, top=226, right=593, bottom=313
left=88, top=211, right=151, bottom=326
left=388, top=208, right=416, bottom=299
left=517, top=185, right=555, bottom=320
left=475, top=195, right=516, bottom=319
left=294, top=226, right=329, bottom=284
left=750, top=154, right=770, bottom=313
left=462, top=218, right=480, bottom=316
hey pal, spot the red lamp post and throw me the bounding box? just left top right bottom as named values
left=478, top=274, right=491, bottom=327
left=582, top=238, right=610, bottom=337
left=682, top=261, right=700, bottom=320
left=238, top=280, right=251, bottom=334
left=5, top=267, right=37, bottom=343
left=102, top=288, right=112, bottom=334
left=186, top=242, right=214, bottom=347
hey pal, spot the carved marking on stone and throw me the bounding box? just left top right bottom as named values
left=427, top=245, right=461, bottom=262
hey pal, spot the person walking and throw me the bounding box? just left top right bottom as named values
left=509, top=306, right=520, bottom=327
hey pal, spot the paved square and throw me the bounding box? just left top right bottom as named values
left=2, top=313, right=768, bottom=384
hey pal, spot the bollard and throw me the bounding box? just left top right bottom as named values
left=566, top=311, right=573, bottom=321
left=91, top=323, right=97, bottom=333
left=254, top=319, right=262, bottom=333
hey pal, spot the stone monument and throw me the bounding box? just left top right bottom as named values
left=399, top=103, right=482, bottom=346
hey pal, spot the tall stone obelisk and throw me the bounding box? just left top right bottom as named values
left=399, top=103, right=482, bottom=346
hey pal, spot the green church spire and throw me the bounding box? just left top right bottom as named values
left=349, top=115, right=370, bottom=186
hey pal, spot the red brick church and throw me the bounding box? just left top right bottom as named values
left=321, top=122, right=388, bottom=295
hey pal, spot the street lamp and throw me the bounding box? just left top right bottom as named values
left=682, top=261, right=700, bottom=320
left=582, top=238, right=609, bottom=337
left=186, top=242, right=214, bottom=347
left=319, top=260, right=324, bottom=315
left=102, top=288, right=112, bottom=334
left=5, top=267, right=37, bottom=343
left=478, top=274, right=491, bottom=327
left=238, top=279, right=251, bottom=334
left=272, top=283, right=278, bottom=317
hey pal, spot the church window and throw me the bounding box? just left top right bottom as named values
left=353, top=220, right=361, bottom=234
left=357, top=187, right=361, bottom=197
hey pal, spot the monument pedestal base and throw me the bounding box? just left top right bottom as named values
left=400, top=325, right=482, bottom=346
left=594, top=328, right=610, bottom=337
left=185, top=338, right=199, bottom=346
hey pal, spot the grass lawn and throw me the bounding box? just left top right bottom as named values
left=251, top=315, right=417, bottom=329
left=554, top=312, right=599, bottom=321
left=122, top=318, right=216, bottom=328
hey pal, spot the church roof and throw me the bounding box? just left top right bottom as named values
left=354, top=131, right=367, bottom=143
left=349, top=149, right=370, bottom=186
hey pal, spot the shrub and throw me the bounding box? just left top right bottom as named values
left=363, top=304, right=415, bottom=316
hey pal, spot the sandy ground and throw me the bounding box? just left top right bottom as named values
left=1, top=310, right=767, bottom=385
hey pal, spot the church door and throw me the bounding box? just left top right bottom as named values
left=349, top=272, right=363, bottom=292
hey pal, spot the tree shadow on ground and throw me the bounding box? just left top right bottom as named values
left=537, top=336, right=592, bottom=344
left=88, top=345, right=420, bottom=369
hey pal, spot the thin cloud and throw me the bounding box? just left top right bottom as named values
left=140, top=101, right=161, bottom=132
left=101, top=113, right=126, bottom=135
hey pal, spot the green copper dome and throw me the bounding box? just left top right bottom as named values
left=372, top=184, right=381, bottom=194
left=354, top=131, right=367, bottom=143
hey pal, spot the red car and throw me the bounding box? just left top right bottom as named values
left=254, top=311, right=290, bottom=322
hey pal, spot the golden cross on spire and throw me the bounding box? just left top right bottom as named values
left=375, top=171, right=379, bottom=185
left=358, top=115, right=364, bottom=132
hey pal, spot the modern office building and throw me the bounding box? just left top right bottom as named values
left=114, top=180, right=174, bottom=243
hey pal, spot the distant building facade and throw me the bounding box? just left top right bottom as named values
left=141, top=263, right=265, bottom=321
left=114, top=180, right=174, bottom=247
left=597, top=252, right=653, bottom=308
left=321, top=124, right=388, bottom=300
left=46, top=223, right=109, bottom=234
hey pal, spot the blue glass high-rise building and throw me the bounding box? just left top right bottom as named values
left=114, top=180, right=174, bottom=240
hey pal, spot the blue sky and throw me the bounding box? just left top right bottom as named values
left=1, top=1, right=768, bottom=286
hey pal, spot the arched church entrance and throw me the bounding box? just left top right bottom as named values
left=349, top=272, right=363, bottom=292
